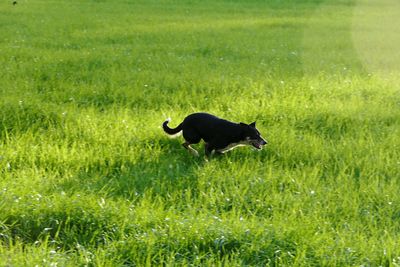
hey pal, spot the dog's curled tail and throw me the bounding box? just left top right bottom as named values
left=162, top=118, right=182, bottom=135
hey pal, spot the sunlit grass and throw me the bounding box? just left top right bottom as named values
left=1, top=0, right=399, bottom=265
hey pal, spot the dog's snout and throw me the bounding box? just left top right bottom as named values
left=261, top=138, right=268, bottom=145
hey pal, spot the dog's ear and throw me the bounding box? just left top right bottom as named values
left=249, top=122, right=256, bottom=127
left=239, top=122, right=247, bottom=127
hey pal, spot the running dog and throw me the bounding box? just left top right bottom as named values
left=162, top=112, right=267, bottom=157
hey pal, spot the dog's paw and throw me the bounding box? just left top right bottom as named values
left=190, top=149, right=199, bottom=157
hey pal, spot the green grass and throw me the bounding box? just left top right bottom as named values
left=1, top=0, right=400, bottom=265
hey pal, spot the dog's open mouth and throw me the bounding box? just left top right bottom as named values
left=251, top=141, right=263, bottom=150
left=250, top=138, right=267, bottom=150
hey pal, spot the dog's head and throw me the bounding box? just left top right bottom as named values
left=240, top=122, right=268, bottom=150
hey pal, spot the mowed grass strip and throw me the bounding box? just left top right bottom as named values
left=1, top=0, right=400, bottom=265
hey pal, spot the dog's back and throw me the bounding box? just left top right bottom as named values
left=180, top=113, right=241, bottom=142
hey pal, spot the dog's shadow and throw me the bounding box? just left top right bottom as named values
left=56, top=135, right=272, bottom=202
left=57, top=137, right=207, bottom=201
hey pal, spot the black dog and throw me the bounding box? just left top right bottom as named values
left=162, top=113, right=267, bottom=157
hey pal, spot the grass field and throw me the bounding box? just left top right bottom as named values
left=1, top=0, right=400, bottom=265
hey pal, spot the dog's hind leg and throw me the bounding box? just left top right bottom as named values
left=205, top=143, right=215, bottom=158
left=182, top=128, right=201, bottom=157
left=183, top=142, right=199, bottom=157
